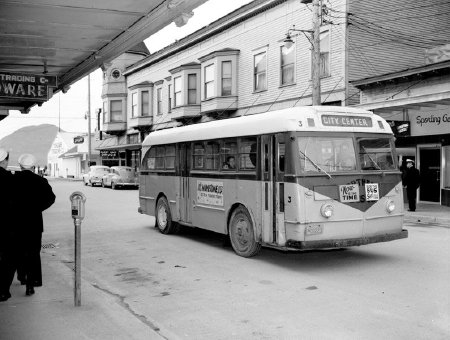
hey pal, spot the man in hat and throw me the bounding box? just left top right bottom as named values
left=0, top=148, right=15, bottom=301
left=404, top=159, right=420, bottom=212
left=11, top=153, right=55, bottom=297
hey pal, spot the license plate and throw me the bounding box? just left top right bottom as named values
left=306, top=224, right=323, bottom=235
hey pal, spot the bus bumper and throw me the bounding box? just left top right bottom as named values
left=285, top=229, right=408, bottom=250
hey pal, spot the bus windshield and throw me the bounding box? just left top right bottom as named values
left=358, top=137, right=395, bottom=170
left=298, top=136, right=396, bottom=172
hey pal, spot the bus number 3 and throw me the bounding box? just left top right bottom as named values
left=288, top=196, right=292, bottom=203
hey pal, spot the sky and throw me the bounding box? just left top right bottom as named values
left=0, top=0, right=252, bottom=140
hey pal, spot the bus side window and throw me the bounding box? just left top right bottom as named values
left=205, top=141, right=220, bottom=171
left=221, top=140, right=237, bottom=170
left=165, top=144, right=175, bottom=169
left=144, top=148, right=156, bottom=170
left=193, top=142, right=205, bottom=169
left=239, top=137, right=257, bottom=170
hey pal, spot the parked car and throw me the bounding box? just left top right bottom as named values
left=101, top=166, right=138, bottom=189
left=82, top=165, right=110, bottom=186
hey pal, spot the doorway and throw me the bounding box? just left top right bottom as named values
left=419, top=148, right=440, bottom=203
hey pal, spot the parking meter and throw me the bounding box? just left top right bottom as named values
left=70, top=191, right=86, bottom=220
left=69, top=191, right=86, bottom=307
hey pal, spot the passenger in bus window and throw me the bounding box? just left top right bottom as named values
left=223, top=156, right=236, bottom=170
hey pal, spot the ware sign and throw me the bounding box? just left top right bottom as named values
left=0, top=72, right=57, bottom=100
left=339, top=184, right=360, bottom=202
left=197, top=180, right=224, bottom=206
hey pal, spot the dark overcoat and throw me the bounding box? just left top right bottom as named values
left=14, top=170, right=55, bottom=286
left=0, top=167, right=14, bottom=253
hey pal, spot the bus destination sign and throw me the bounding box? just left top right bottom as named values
left=321, top=115, right=373, bottom=128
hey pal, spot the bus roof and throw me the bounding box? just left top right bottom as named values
left=142, top=106, right=393, bottom=147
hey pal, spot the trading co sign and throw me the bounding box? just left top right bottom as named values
left=0, top=72, right=57, bottom=101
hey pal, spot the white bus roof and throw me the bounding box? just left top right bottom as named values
left=142, top=106, right=393, bottom=147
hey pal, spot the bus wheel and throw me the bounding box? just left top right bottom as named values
left=156, top=197, right=179, bottom=234
left=229, top=206, right=261, bottom=257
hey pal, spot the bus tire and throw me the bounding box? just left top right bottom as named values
left=155, top=196, right=179, bottom=235
left=229, top=206, right=261, bottom=257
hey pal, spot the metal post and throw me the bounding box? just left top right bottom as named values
left=74, top=219, right=81, bottom=306
left=87, top=74, right=92, bottom=168
left=311, top=0, right=321, bottom=106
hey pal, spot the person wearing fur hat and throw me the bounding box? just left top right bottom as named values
left=404, top=159, right=421, bottom=212
left=2, top=153, right=55, bottom=298
left=0, top=148, right=15, bottom=301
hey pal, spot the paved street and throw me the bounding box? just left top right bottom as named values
left=3, top=179, right=450, bottom=339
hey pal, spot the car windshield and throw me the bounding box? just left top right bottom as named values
left=298, top=136, right=356, bottom=173
left=93, top=168, right=109, bottom=174
left=358, top=137, right=395, bottom=170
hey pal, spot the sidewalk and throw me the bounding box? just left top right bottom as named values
left=404, top=202, right=450, bottom=226
left=0, top=251, right=171, bottom=340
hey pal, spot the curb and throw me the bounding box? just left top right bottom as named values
left=404, top=215, right=450, bottom=226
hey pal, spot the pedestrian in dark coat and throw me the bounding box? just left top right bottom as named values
left=14, top=154, right=55, bottom=296
left=0, top=148, right=15, bottom=301
left=404, top=159, right=420, bottom=212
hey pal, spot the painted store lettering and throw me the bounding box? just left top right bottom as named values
left=0, top=82, right=46, bottom=97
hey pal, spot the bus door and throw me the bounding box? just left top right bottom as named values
left=261, top=135, right=273, bottom=244
left=178, top=143, right=192, bottom=223
left=275, top=134, right=286, bottom=246
left=261, top=135, right=286, bottom=245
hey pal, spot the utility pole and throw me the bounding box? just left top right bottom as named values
left=301, top=0, right=322, bottom=105
left=311, top=0, right=321, bottom=105
left=87, top=74, right=92, bottom=168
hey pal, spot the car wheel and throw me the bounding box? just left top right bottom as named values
left=155, top=196, right=179, bottom=234
left=84, top=180, right=88, bottom=186
left=229, top=205, right=261, bottom=257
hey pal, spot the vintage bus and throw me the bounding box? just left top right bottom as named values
left=138, top=106, right=408, bottom=257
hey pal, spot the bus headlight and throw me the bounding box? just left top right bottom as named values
left=320, top=203, right=334, bottom=218
left=386, top=200, right=395, bottom=213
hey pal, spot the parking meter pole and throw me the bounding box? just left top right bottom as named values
left=69, top=191, right=86, bottom=307
left=74, top=219, right=81, bottom=306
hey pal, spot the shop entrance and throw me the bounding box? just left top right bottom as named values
left=419, top=148, right=441, bottom=203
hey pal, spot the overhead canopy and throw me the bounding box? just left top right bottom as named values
left=0, top=0, right=207, bottom=115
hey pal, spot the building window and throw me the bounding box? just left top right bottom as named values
left=168, top=84, right=172, bottom=112
left=320, top=30, right=330, bottom=77
left=141, top=91, right=149, bottom=116
left=132, top=92, right=138, bottom=117
left=103, top=101, right=107, bottom=123
left=110, top=100, right=122, bottom=122
left=128, top=133, right=140, bottom=144
left=204, top=64, right=215, bottom=99
left=174, top=76, right=182, bottom=107
left=280, top=46, right=295, bottom=85
left=188, top=74, right=197, bottom=104
left=156, top=88, right=162, bottom=115
left=221, top=61, right=232, bottom=96
left=254, top=51, right=267, bottom=92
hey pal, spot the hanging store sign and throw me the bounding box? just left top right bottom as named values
left=321, top=115, right=373, bottom=127
left=100, top=150, right=118, bottom=157
left=387, top=120, right=410, bottom=137
left=0, top=72, right=57, bottom=101
left=408, top=110, right=450, bottom=136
